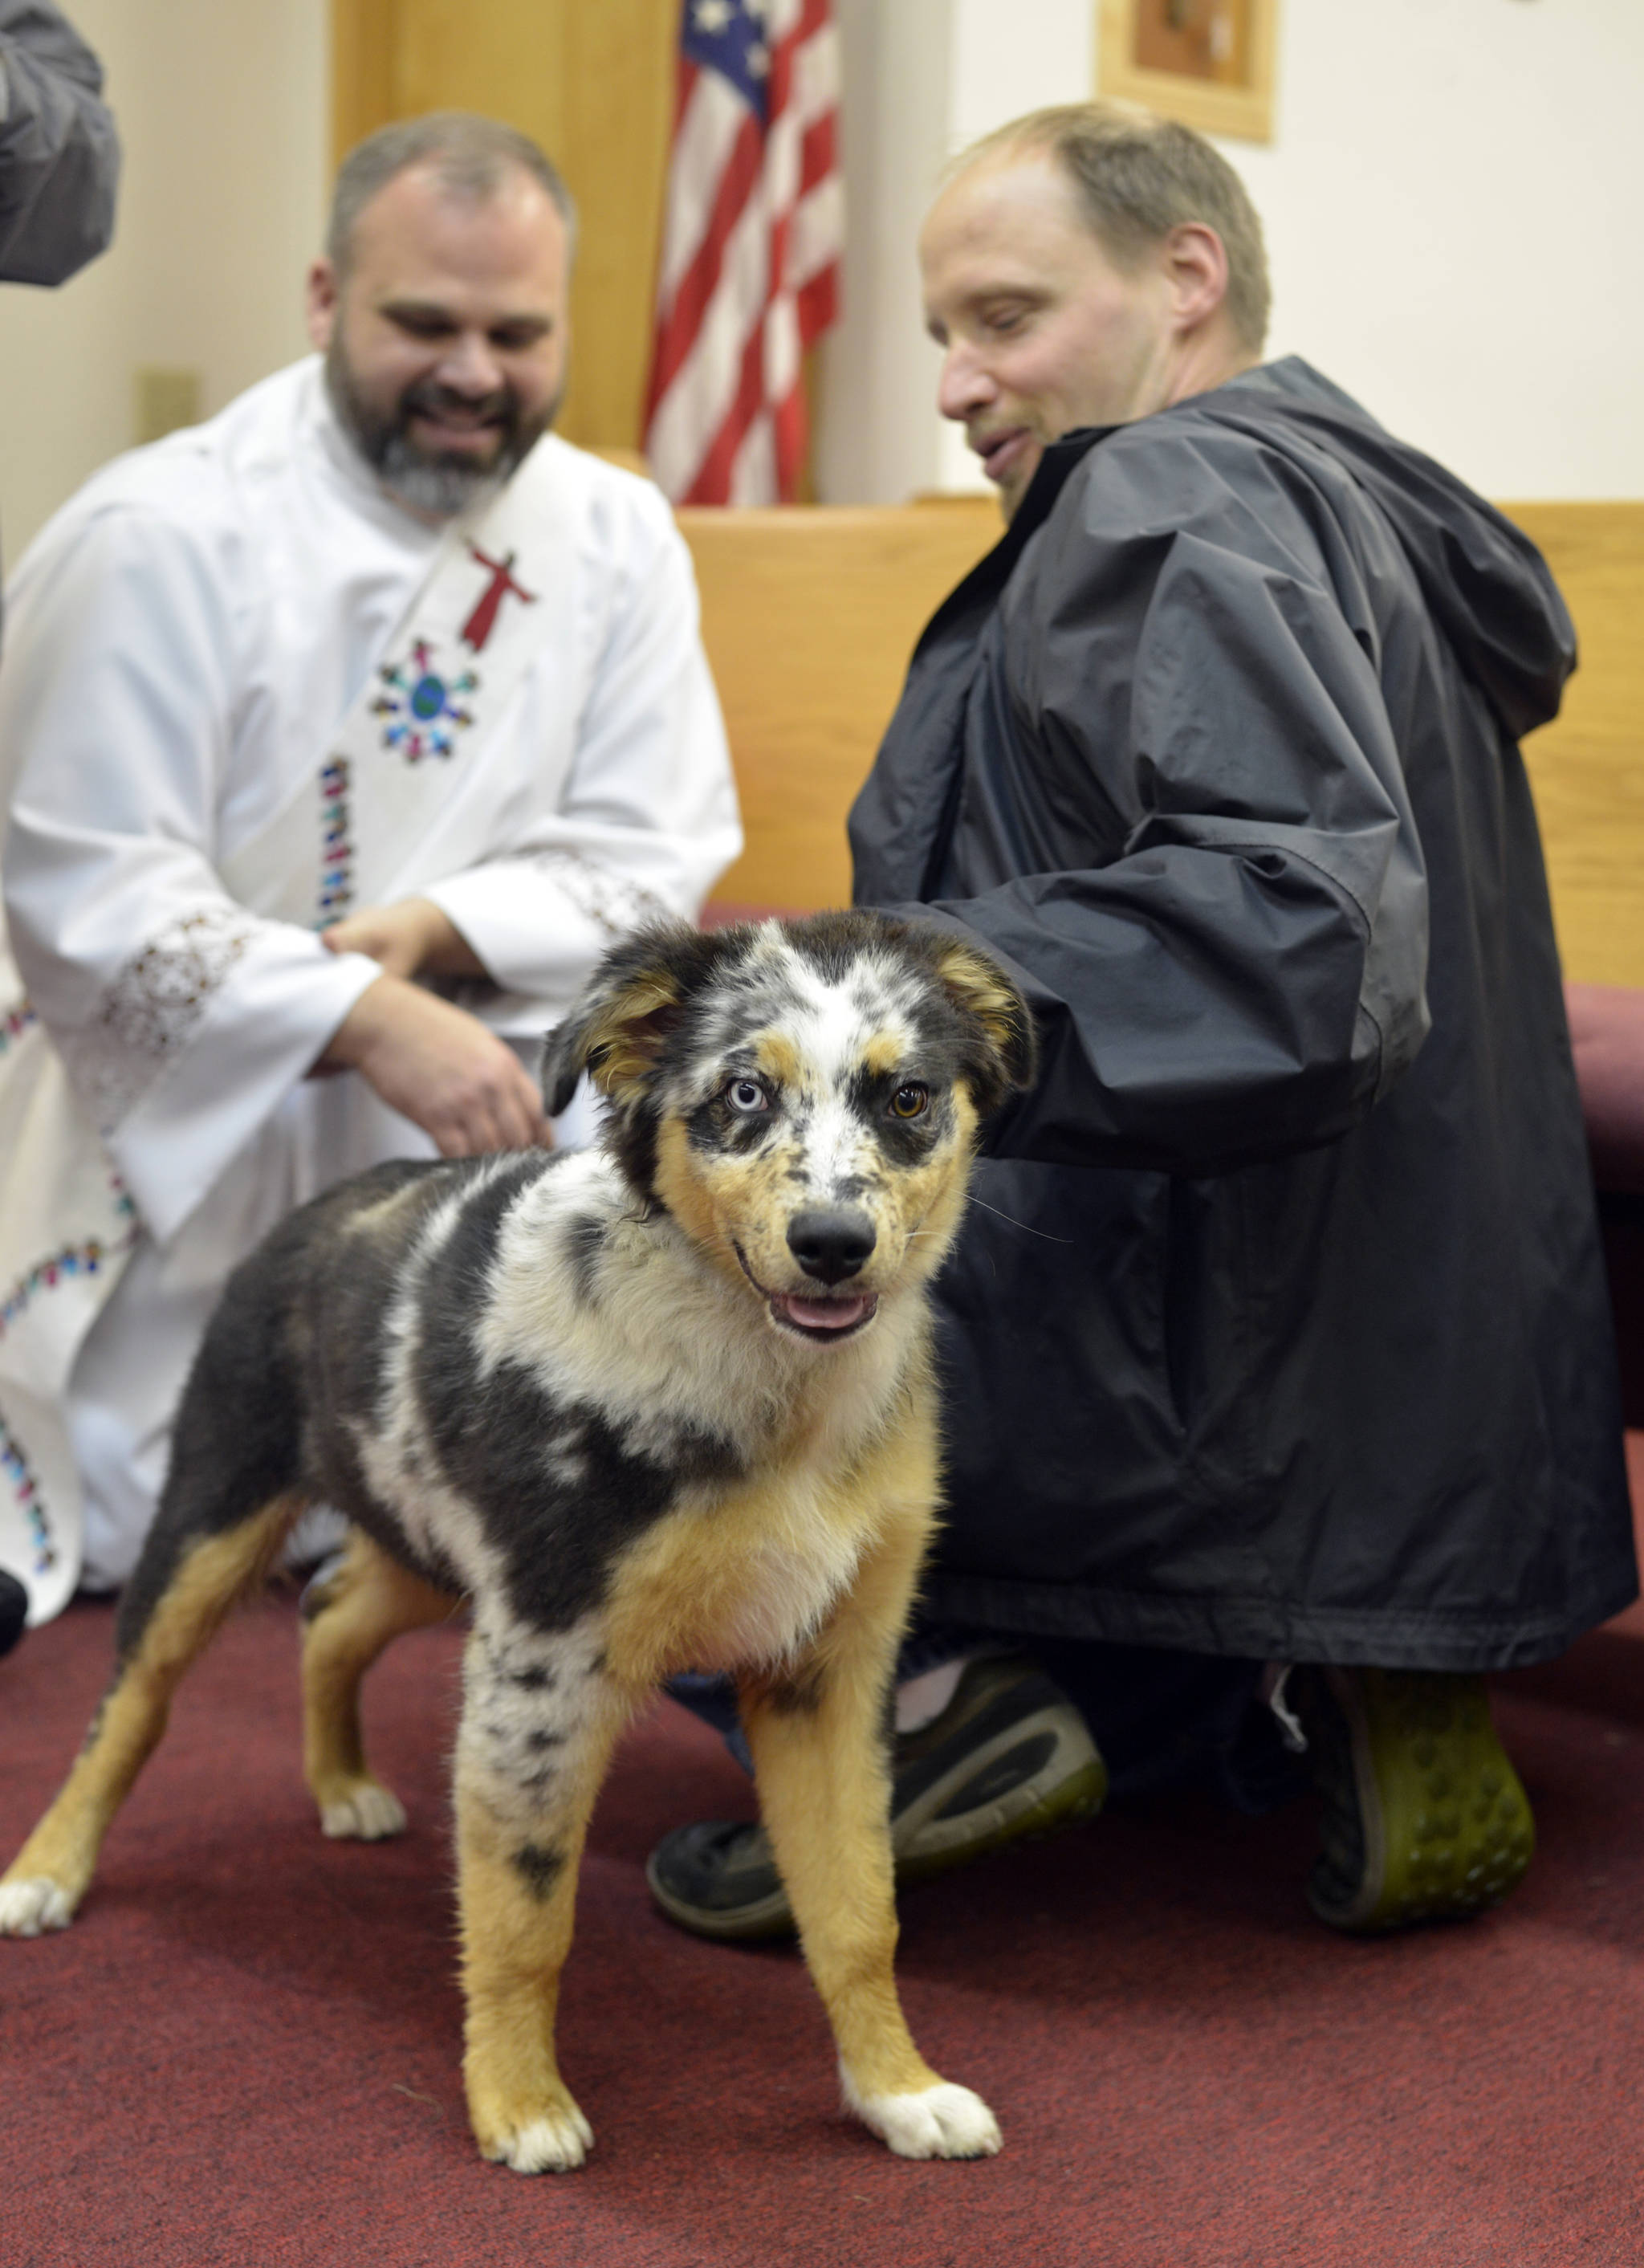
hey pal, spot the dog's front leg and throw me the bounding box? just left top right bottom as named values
left=739, top=1514, right=1002, bottom=2163
left=454, top=1623, right=629, bottom=2174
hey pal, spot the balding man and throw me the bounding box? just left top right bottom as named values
left=0, top=112, right=740, bottom=1621
left=650, top=103, right=1634, bottom=1943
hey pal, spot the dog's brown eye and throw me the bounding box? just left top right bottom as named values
left=889, top=1083, right=929, bottom=1119
left=726, top=1078, right=769, bottom=1114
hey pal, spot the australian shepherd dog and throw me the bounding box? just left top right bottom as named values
left=0, top=910, right=1035, bottom=2171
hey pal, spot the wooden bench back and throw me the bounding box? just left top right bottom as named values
left=679, top=498, right=1644, bottom=987
left=1508, top=505, right=1644, bottom=987
left=678, top=501, right=996, bottom=912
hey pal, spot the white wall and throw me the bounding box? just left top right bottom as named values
left=812, top=0, right=953, bottom=507
left=3, top=2, right=1638, bottom=540
left=1238, top=0, right=1644, bottom=501
left=817, top=0, right=1644, bottom=504
left=0, top=0, right=327, bottom=563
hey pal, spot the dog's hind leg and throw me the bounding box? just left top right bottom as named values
left=739, top=1503, right=1003, bottom=2163
left=0, top=1488, right=304, bottom=1937
left=301, top=1527, right=460, bottom=1841
left=451, top=1619, right=633, bottom=2173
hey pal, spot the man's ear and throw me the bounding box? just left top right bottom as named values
left=1162, top=221, right=1229, bottom=336
left=306, top=258, right=340, bottom=352
left=541, top=923, right=724, bottom=1120
left=931, top=935, right=1038, bottom=1117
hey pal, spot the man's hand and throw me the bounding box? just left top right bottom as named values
left=320, top=896, right=484, bottom=983
left=316, top=974, right=548, bottom=1157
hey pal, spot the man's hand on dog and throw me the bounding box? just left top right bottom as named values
left=317, top=898, right=550, bottom=1156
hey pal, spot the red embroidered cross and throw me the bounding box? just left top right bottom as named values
left=460, top=544, right=537, bottom=654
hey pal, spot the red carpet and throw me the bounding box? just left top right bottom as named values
left=6, top=1590, right=1644, bottom=2267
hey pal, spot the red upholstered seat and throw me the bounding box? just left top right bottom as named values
left=1564, top=983, right=1644, bottom=1431
left=1566, top=982, right=1644, bottom=1195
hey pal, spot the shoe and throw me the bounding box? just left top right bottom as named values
left=1297, top=1667, right=1534, bottom=1933
left=645, top=1655, right=1107, bottom=1941
left=283, top=1505, right=349, bottom=1578
left=297, top=1545, right=352, bottom=1620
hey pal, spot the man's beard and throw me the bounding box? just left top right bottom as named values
left=325, top=340, right=558, bottom=518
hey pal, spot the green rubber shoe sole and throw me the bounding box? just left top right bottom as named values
left=1306, top=1668, right=1535, bottom=1934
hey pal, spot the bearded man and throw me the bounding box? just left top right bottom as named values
left=649, top=102, right=1634, bottom=1942
left=0, top=112, right=740, bottom=1623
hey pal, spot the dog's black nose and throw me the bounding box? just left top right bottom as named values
left=787, top=1207, right=877, bottom=1285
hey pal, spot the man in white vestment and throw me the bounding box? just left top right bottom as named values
left=0, top=112, right=742, bottom=1622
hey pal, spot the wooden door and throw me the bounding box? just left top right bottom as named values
left=331, top=0, right=678, bottom=456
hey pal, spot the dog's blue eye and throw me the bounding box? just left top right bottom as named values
left=726, top=1079, right=769, bottom=1114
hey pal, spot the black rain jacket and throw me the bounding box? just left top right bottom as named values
left=0, top=2, right=117, bottom=287
left=850, top=359, right=1636, bottom=1670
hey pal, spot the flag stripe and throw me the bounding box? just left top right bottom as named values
left=647, top=104, right=766, bottom=413
left=686, top=313, right=774, bottom=504
left=655, top=69, right=749, bottom=315
left=648, top=161, right=778, bottom=497
left=645, top=0, right=843, bottom=506
left=787, top=176, right=843, bottom=295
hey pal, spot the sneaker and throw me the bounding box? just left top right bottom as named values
left=1297, top=1667, right=1535, bottom=1933
left=645, top=1655, right=1108, bottom=1941
left=297, top=1545, right=352, bottom=1621
left=283, top=1505, right=349, bottom=1578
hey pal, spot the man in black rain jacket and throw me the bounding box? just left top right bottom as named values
left=646, top=103, right=1636, bottom=1944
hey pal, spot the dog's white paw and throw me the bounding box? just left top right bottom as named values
left=479, top=2102, right=595, bottom=2175
left=319, top=1783, right=407, bottom=1841
left=0, top=1876, right=75, bottom=1937
left=847, top=2077, right=1003, bottom=2161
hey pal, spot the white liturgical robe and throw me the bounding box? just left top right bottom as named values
left=0, top=356, right=742, bottom=1619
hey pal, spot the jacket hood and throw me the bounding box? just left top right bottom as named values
left=1201, top=359, right=1575, bottom=740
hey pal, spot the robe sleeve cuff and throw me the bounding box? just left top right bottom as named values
left=106, top=940, right=382, bottom=1246
left=419, top=849, right=714, bottom=1021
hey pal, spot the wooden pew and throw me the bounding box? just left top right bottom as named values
left=1508, top=505, right=1644, bottom=987
left=678, top=500, right=996, bottom=913
left=678, top=498, right=1644, bottom=987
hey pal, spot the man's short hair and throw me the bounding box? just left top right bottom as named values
left=327, top=112, right=579, bottom=282
left=958, top=101, right=1270, bottom=355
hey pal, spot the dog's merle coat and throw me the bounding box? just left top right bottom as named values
left=2, top=910, right=1035, bottom=2172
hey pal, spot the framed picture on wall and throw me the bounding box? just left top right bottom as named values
left=1097, top=0, right=1280, bottom=144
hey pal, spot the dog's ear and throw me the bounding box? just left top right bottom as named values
left=543, top=922, right=726, bottom=1118
left=931, top=935, right=1038, bottom=1117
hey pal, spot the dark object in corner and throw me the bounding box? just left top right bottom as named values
left=0, top=1570, right=26, bottom=1658
left=1567, top=981, right=1644, bottom=1428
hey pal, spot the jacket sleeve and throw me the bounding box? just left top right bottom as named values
left=0, top=2, right=119, bottom=286
left=918, top=446, right=1432, bottom=1173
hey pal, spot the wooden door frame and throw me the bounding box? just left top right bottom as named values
left=332, top=0, right=397, bottom=168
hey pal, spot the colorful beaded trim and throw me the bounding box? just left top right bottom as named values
left=0, top=1196, right=138, bottom=1346
left=0, top=1179, right=136, bottom=1580
left=0, top=1413, right=53, bottom=1578
left=319, top=756, right=354, bottom=928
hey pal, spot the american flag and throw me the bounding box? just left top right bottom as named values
left=644, top=0, right=843, bottom=505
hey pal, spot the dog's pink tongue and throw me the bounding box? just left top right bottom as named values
left=783, top=1293, right=870, bottom=1329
